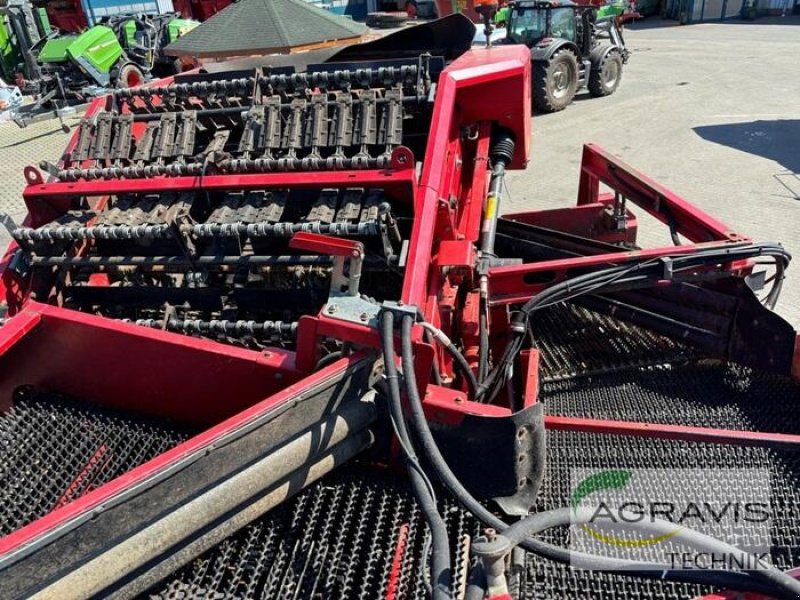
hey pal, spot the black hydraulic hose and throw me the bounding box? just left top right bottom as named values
left=397, top=315, right=798, bottom=598
left=478, top=295, right=490, bottom=385
left=380, top=312, right=452, bottom=600
left=418, top=321, right=479, bottom=399
left=464, top=561, right=488, bottom=600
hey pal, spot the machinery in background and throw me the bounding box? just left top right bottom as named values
left=0, top=14, right=798, bottom=600
left=505, top=0, right=629, bottom=111
left=0, top=6, right=197, bottom=127
left=107, top=12, right=199, bottom=77
left=33, top=0, right=230, bottom=34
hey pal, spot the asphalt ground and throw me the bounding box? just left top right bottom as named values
left=0, top=16, right=798, bottom=325
left=504, top=16, right=800, bottom=326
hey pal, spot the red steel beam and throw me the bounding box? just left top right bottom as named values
left=577, top=144, right=745, bottom=244
left=487, top=240, right=751, bottom=306
left=23, top=169, right=417, bottom=201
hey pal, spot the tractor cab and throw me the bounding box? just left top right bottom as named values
left=505, top=0, right=629, bottom=112
left=507, top=1, right=590, bottom=50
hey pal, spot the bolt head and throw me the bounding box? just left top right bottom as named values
left=327, top=304, right=337, bottom=314
left=360, top=312, right=369, bottom=322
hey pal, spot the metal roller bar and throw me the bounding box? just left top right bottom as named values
left=114, top=77, right=256, bottom=99
left=113, top=65, right=419, bottom=101
left=85, top=95, right=419, bottom=125
left=186, top=220, right=380, bottom=238
left=57, top=155, right=390, bottom=181
left=14, top=223, right=173, bottom=242
left=15, top=220, right=380, bottom=243
left=27, top=254, right=399, bottom=270
left=115, top=432, right=375, bottom=600
left=134, top=319, right=298, bottom=338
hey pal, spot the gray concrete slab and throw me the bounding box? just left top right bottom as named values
left=505, top=16, right=800, bottom=327
left=0, top=115, right=83, bottom=248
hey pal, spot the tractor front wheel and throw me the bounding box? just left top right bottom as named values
left=588, top=49, right=623, bottom=97
left=115, top=64, right=145, bottom=89
left=533, top=49, right=579, bottom=113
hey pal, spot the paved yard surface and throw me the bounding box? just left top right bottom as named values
left=0, top=17, right=798, bottom=325
left=505, top=16, right=800, bottom=326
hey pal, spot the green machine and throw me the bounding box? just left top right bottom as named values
left=112, top=13, right=198, bottom=78
left=1, top=6, right=198, bottom=126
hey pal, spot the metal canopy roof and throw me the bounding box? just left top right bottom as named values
left=164, top=0, right=367, bottom=58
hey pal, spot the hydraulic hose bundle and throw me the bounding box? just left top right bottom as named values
left=377, top=238, right=798, bottom=600
left=476, top=241, right=792, bottom=403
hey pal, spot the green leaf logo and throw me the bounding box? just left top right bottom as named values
left=571, top=469, right=682, bottom=547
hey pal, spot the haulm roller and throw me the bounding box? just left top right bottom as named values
left=0, top=14, right=798, bottom=600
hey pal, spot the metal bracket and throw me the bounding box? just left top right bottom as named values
left=324, top=295, right=382, bottom=328
left=0, top=213, right=20, bottom=234
left=380, top=300, right=419, bottom=324
left=290, top=232, right=364, bottom=297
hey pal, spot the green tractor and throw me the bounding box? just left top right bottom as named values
left=505, top=0, right=630, bottom=112
left=108, top=13, right=199, bottom=78
left=0, top=6, right=197, bottom=126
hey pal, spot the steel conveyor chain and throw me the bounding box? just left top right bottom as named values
left=13, top=220, right=381, bottom=242
left=134, top=318, right=298, bottom=339
left=113, top=65, right=418, bottom=101
left=26, top=254, right=398, bottom=268
left=149, top=466, right=478, bottom=600
left=56, top=63, right=421, bottom=182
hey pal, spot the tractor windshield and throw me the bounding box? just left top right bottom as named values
left=507, top=7, right=548, bottom=45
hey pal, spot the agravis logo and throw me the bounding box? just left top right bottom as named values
left=570, top=469, right=771, bottom=547
left=570, top=469, right=683, bottom=547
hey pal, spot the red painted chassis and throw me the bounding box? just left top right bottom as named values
left=0, top=43, right=797, bottom=599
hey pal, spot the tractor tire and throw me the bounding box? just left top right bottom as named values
left=533, top=49, right=579, bottom=113
left=588, top=49, right=623, bottom=97
left=115, top=64, right=145, bottom=89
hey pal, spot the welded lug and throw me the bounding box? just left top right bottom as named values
left=301, top=93, right=330, bottom=169
left=153, top=113, right=178, bottom=163
left=353, top=89, right=377, bottom=166
left=379, top=88, right=404, bottom=161
left=173, top=111, right=197, bottom=162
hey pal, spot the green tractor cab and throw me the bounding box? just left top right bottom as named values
left=0, top=14, right=22, bottom=80
left=506, top=0, right=630, bottom=112
left=112, top=13, right=198, bottom=77
left=167, top=18, right=199, bottom=43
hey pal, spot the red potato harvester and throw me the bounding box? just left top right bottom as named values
left=0, top=14, right=798, bottom=600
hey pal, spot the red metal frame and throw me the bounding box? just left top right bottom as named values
left=486, top=143, right=753, bottom=306
left=0, top=300, right=364, bottom=556
left=576, top=144, right=744, bottom=243
left=1, top=40, right=799, bottom=598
